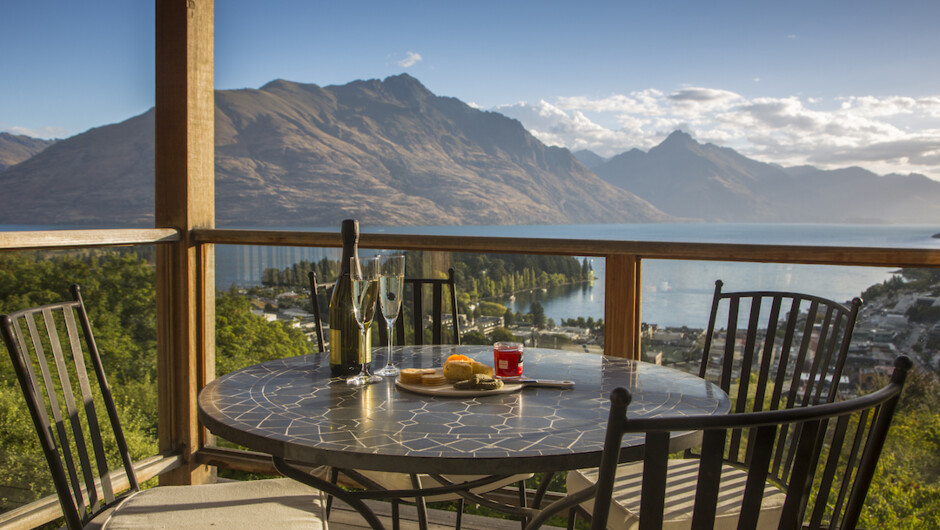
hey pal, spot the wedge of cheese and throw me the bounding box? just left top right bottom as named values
left=443, top=360, right=474, bottom=381
left=471, top=361, right=494, bottom=378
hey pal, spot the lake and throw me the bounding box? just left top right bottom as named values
left=216, top=223, right=940, bottom=328
left=6, top=223, right=939, bottom=328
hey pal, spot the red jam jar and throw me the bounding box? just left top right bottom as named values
left=493, top=342, right=524, bottom=377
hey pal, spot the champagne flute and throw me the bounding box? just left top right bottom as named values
left=375, top=254, right=405, bottom=377
left=347, top=256, right=381, bottom=385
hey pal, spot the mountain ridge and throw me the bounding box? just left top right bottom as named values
left=0, top=75, right=669, bottom=227
left=0, top=132, right=56, bottom=172
left=593, top=131, right=940, bottom=224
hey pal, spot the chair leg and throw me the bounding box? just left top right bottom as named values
left=518, top=480, right=527, bottom=530
left=455, top=498, right=464, bottom=530
left=415, top=497, right=429, bottom=530
left=325, top=467, right=339, bottom=519
left=410, top=474, right=429, bottom=530
left=567, top=508, right=577, bottom=530
left=392, top=499, right=400, bottom=530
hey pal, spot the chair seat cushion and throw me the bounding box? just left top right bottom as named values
left=357, top=470, right=533, bottom=502
left=566, top=459, right=785, bottom=530
left=90, top=478, right=326, bottom=529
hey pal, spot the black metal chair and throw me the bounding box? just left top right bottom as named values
left=1, top=285, right=326, bottom=529
left=567, top=279, right=863, bottom=528
left=377, top=267, right=462, bottom=346
left=307, top=270, right=326, bottom=353
left=543, top=356, right=911, bottom=530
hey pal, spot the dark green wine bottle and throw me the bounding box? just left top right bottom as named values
left=329, top=219, right=371, bottom=377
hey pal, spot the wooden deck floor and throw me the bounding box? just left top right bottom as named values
left=327, top=499, right=565, bottom=529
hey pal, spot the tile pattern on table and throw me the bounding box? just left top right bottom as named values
left=200, top=346, right=729, bottom=464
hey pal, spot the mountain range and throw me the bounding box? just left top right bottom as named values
left=1, top=75, right=938, bottom=227
left=0, top=75, right=667, bottom=227
left=586, top=131, right=940, bottom=224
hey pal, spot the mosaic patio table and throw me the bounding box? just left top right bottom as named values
left=198, top=345, right=730, bottom=528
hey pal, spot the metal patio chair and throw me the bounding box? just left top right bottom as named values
left=545, top=356, right=911, bottom=530
left=1, top=284, right=326, bottom=529
left=308, top=270, right=326, bottom=353
left=567, top=279, right=863, bottom=528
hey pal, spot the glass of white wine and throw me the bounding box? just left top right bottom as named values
left=347, top=256, right=381, bottom=385
left=375, top=254, right=405, bottom=377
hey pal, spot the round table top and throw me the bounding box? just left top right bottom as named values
left=198, top=345, right=730, bottom=475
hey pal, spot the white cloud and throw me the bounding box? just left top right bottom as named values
left=398, top=51, right=422, bottom=68
left=492, top=88, right=940, bottom=180
left=0, top=124, right=70, bottom=139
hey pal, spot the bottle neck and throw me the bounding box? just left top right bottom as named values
left=339, top=242, right=358, bottom=275
left=338, top=219, right=359, bottom=275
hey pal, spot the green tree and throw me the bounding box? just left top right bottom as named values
left=858, top=368, right=940, bottom=527
left=215, top=293, right=313, bottom=375
left=461, top=330, right=489, bottom=345
left=530, top=301, right=546, bottom=329
left=490, top=327, right=520, bottom=342
left=477, top=301, right=507, bottom=317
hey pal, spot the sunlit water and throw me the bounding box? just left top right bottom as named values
left=362, top=223, right=940, bottom=328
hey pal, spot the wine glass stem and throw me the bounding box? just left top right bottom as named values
left=386, top=322, right=395, bottom=367
left=359, top=326, right=368, bottom=374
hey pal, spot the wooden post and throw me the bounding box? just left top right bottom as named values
left=604, top=254, right=641, bottom=359
left=155, top=0, right=215, bottom=485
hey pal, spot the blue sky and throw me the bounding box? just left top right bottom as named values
left=2, top=1, right=939, bottom=178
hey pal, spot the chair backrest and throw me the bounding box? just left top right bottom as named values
left=377, top=267, right=461, bottom=346
left=701, top=280, right=862, bottom=408
left=0, top=285, right=138, bottom=529
left=696, top=280, right=862, bottom=477
left=591, top=356, right=912, bottom=530
left=307, top=270, right=326, bottom=353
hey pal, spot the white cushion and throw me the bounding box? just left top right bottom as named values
left=567, top=459, right=785, bottom=530
left=356, top=471, right=533, bottom=502
left=91, top=478, right=326, bottom=529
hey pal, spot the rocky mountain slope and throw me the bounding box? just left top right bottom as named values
left=0, top=75, right=669, bottom=227
left=0, top=133, right=55, bottom=172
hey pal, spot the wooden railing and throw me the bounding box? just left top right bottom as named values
left=3, top=226, right=940, bottom=527
left=0, top=228, right=180, bottom=250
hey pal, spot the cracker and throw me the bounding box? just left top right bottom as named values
left=421, top=373, right=448, bottom=386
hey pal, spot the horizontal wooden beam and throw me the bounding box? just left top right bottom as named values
left=193, top=228, right=940, bottom=269
left=0, top=453, right=182, bottom=530
left=0, top=229, right=180, bottom=251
